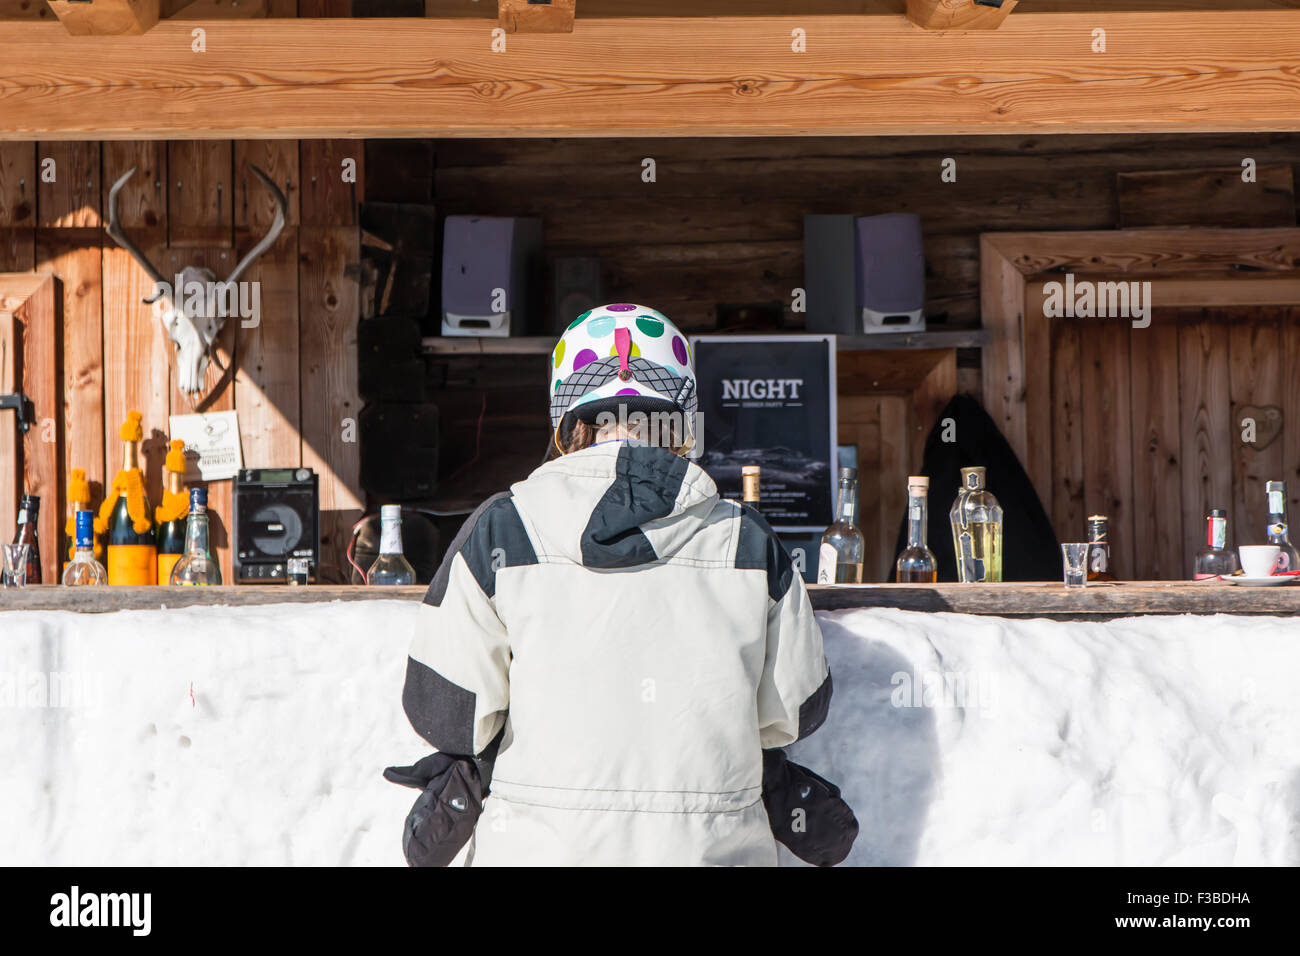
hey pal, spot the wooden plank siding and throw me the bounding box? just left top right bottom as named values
left=2, top=137, right=360, bottom=587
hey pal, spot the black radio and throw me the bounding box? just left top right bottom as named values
left=233, top=468, right=321, bottom=584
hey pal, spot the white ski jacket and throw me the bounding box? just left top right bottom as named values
left=402, top=440, right=831, bottom=866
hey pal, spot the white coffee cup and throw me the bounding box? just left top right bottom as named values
left=1238, top=545, right=1281, bottom=578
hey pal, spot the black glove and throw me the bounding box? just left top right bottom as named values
left=761, top=748, right=859, bottom=867
left=383, top=753, right=485, bottom=868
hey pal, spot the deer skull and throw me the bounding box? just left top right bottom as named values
left=105, top=166, right=287, bottom=403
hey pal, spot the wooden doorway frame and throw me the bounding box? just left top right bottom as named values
left=981, top=227, right=1300, bottom=575
left=0, top=274, right=62, bottom=583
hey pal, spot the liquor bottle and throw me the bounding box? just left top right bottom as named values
left=896, top=476, right=938, bottom=583
left=155, top=440, right=189, bottom=585
left=1265, top=481, right=1300, bottom=573
left=64, top=468, right=103, bottom=571
left=368, top=505, right=416, bottom=586
left=1086, top=514, right=1117, bottom=581
left=949, top=466, right=1003, bottom=583
left=103, top=411, right=156, bottom=586
left=169, top=488, right=222, bottom=586
left=742, top=465, right=761, bottom=514
left=1193, top=509, right=1238, bottom=579
left=817, top=467, right=865, bottom=584
left=62, top=509, right=107, bottom=586
left=13, top=493, right=41, bottom=584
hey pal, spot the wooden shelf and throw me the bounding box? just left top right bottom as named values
left=4, top=580, right=1296, bottom=619
left=419, top=329, right=988, bottom=356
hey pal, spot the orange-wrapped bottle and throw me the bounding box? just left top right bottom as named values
left=155, top=440, right=189, bottom=585
left=100, top=411, right=156, bottom=585
left=64, top=467, right=104, bottom=573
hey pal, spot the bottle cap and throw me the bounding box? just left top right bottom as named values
left=1087, top=514, right=1108, bottom=523
left=20, top=493, right=39, bottom=509
left=838, top=466, right=858, bottom=481
left=1266, top=480, right=1285, bottom=493
left=381, top=504, right=402, bottom=523
left=741, top=465, right=760, bottom=476
left=959, top=466, right=985, bottom=489
left=75, top=508, right=95, bottom=544
left=1209, top=508, right=1227, bottom=518
left=189, top=487, right=208, bottom=510
left=907, top=475, right=929, bottom=491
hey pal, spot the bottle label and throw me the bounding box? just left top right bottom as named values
left=107, top=544, right=157, bottom=586
left=1269, top=490, right=1285, bottom=514
left=380, top=520, right=403, bottom=555
left=817, top=543, right=838, bottom=584
left=157, top=552, right=183, bottom=586
left=1208, top=517, right=1226, bottom=550
left=17, top=508, right=28, bottom=525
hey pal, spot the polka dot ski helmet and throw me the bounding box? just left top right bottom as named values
left=549, top=303, right=697, bottom=451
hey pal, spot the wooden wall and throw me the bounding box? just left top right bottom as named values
left=1047, top=306, right=1300, bottom=581
left=0, top=139, right=363, bottom=582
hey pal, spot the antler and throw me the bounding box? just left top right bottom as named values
left=225, top=165, right=288, bottom=285
left=105, top=167, right=168, bottom=296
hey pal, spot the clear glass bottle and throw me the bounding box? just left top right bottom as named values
left=949, top=466, right=1003, bottom=583
left=1086, top=514, right=1117, bottom=581
left=62, top=509, right=107, bottom=586
left=817, top=467, right=865, bottom=584
left=169, top=488, right=223, bottom=586
left=896, top=475, right=937, bottom=583
left=1265, top=481, right=1300, bottom=573
left=1193, top=508, right=1238, bottom=579
left=368, top=505, right=416, bottom=586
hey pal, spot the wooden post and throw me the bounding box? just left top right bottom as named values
left=47, top=0, right=160, bottom=35
left=499, top=0, right=576, bottom=34
left=906, top=0, right=1017, bottom=31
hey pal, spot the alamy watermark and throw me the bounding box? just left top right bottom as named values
left=891, top=667, right=997, bottom=717
left=152, top=276, right=261, bottom=329
left=1042, top=273, right=1152, bottom=329
left=0, top=670, right=105, bottom=708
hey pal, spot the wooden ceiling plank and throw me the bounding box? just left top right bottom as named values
left=5, top=12, right=1300, bottom=137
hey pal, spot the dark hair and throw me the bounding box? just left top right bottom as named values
left=550, top=408, right=688, bottom=459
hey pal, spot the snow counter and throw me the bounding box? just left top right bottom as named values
left=2, top=582, right=1298, bottom=866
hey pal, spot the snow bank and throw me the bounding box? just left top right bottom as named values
left=1, top=601, right=1297, bottom=865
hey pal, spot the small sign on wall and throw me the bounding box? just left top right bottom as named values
left=168, top=411, right=243, bottom=482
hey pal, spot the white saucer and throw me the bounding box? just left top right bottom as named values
left=1223, top=575, right=1298, bottom=586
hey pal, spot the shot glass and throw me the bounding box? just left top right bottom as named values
left=2, top=542, right=31, bottom=588
left=1061, top=543, right=1089, bottom=589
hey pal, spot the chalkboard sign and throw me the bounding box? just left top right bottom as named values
left=691, top=335, right=837, bottom=532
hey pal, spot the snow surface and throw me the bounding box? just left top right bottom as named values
left=1, top=601, right=1297, bottom=866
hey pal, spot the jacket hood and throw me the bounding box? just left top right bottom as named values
left=509, top=441, right=721, bottom=569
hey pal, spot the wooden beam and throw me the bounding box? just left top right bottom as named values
left=6, top=13, right=1300, bottom=138
left=46, top=0, right=159, bottom=36
left=907, top=0, right=1018, bottom=30
left=167, top=0, right=265, bottom=19
left=498, top=0, right=575, bottom=33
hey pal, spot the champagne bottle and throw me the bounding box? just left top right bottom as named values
left=949, top=466, right=1003, bottom=583
left=818, top=467, right=865, bottom=584
left=155, top=440, right=189, bottom=585
left=13, top=493, right=41, bottom=584
left=103, top=411, right=156, bottom=586
left=1086, top=514, right=1117, bottom=581
left=368, top=505, right=416, bottom=586
left=62, top=509, right=107, bottom=586
left=742, top=465, right=761, bottom=514
left=896, top=476, right=938, bottom=583
left=170, top=488, right=222, bottom=586
left=1265, top=481, right=1300, bottom=573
